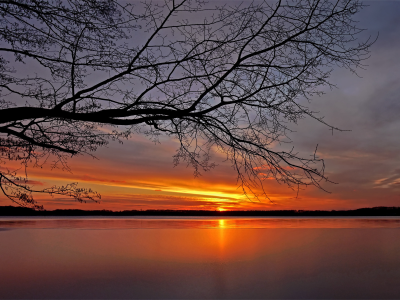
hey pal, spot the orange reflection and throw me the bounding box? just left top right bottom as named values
left=2, top=226, right=400, bottom=299
left=2, top=217, right=400, bottom=230
left=218, top=219, right=226, bottom=228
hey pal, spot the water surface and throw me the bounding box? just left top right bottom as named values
left=2, top=216, right=400, bottom=229
left=1, top=217, right=400, bottom=299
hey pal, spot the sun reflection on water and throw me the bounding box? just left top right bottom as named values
left=218, top=219, right=226, bottom=228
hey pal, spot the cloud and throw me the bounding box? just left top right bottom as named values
left=14, top=180, right=44, bottom=186
left=79, top=174, right=127, bottom=185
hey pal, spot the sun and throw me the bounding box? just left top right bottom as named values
left=217, top=207, right=226, bottom=212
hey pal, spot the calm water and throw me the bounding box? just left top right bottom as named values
left=1, top=217, right=400, bottom=299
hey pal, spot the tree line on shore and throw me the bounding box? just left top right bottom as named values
left=1, top=206, right=400, bottom=217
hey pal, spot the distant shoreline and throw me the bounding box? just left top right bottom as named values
left=1, top=206, right=400, bottom=217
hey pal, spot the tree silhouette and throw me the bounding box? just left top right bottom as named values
left=0, top=0, right=372, bottom=209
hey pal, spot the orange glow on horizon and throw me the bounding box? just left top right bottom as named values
left=2, top=134, right=400, bottom=211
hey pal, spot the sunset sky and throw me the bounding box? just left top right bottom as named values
left=1, top=0, right=400, bottom=211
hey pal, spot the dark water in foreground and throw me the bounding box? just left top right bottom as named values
left=1, top=217, right=400, bottom=299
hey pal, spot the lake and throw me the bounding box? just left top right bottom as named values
left=1, top=217, right=400, bottom=299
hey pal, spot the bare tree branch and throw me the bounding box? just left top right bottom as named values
left=0, top=0, right=373, bottom=208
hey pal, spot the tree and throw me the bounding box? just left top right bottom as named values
left=0, top=0, right=372, bottom=209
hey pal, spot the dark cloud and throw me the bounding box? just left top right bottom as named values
left=259, top=1, right=400, bottom=208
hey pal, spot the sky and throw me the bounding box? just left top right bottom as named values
left=1, top=0, right=400, bottom=211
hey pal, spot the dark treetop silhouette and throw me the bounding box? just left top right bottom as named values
left=0, top=0, right=372, bottom=209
